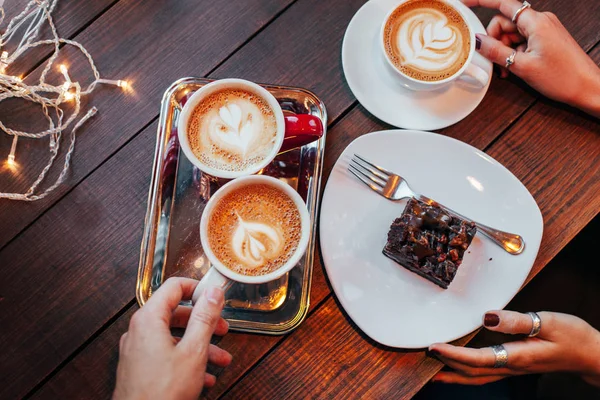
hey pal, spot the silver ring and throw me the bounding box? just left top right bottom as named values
left=512, top=1, right=532, bottom=24
left=505, top=51, right=517, bottom=69
left=491, top=344, right=508, bottom=368
left=527, top=312, right=542, bottom=337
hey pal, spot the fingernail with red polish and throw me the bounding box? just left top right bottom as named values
left=428, top=348, right=441, bottom=357
left=484, top=313, right=500, bottom=327
left=475, top=34, right=482, bottom=50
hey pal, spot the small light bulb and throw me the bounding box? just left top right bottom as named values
left=59, top=64, right=68, bottom=74
left=96, top=78, right=129, bottom=91
left=0, top=51, right=9, bottom=74
left=64, top=92, right=75, bottom=101
left=7, top=135, right=18, bottom=167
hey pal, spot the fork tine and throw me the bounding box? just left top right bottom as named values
left=348, top=164, right=384, bottom=194
left=354, top=154, right=393, bottom=176
left=351, top=156, right=388, bottom=182
left=349, top=158, right=387, bottom=187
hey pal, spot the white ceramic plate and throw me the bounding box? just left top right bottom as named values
left=341, top=0, right=493, bottom=130
left=319, top=130, right=543, bottom=348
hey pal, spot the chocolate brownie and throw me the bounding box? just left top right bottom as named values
left=383, top=198, right=476, bottom=289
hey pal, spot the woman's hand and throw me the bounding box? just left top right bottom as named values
left=429, top=310, right=600, bottom=386
left=462, top=0, right=600, bottom=117
left=113, top=278, right=232, bottom=400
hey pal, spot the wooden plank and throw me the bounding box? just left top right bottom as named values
left=1, top=0, right=117, bottom=75
left=32, top=308, right=136, bottom=400
left=488, top=44, right=600, bottom=286
left=0, top=0, right=293, bottom=248
left=221, top=296, right=467, bottom=400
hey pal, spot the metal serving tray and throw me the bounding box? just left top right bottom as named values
left=137, top=77, right=327, bottom=334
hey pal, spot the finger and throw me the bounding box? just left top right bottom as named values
left=214, top=317, right=230, bottom=337
left=179, top=286, right=225, bottom=352
left=500, top=34, right=512, bottom=47
left=171, top=306, right=229, bottom=336
left=487, top=14, right=518, bottom=39
left=432, top=371, right=507, bottom=385
left=460, top=0, right=536, bottom=34
left=475, top=34, right=526, bottom=76
left=119, top=332, right=128, bottom=353
left=143, top=277, right=200, bottom=326
left=430, top=343, right=495, bottom=368
left=483, top=310, right=538, bottom=335
left=208, top=344, right=233, bottom=368
left=507, top=32, right=526, bottom=44
left=434, top=353, right=513, bottom=376
left=171, top=306, right=192, bottom=328
left=204, top=373, right=217, bottom=388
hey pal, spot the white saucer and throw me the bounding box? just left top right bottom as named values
left=319, top=130, right=542, bottom=348
left=341, top=0, right=493, bottom=130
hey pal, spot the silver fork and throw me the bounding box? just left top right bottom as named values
left=348, top=154, right=525, bottom=255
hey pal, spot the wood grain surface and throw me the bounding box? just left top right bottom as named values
left=0, top=0, right=294, bottom=248
left=0, top=2, right=295, bottom=397
left=0, top=0, right=598, bottom=399
left=488, top=46, right=600, bottom=285
left=1, top=0, right=117, bottom=75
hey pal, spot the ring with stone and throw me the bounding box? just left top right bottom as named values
left=505, top=50, right=517, bottom=69
left=512, top=1, right=532, bottom=24
left=491, top=344, right=508, bottom=368
left=527, top=311, right=542, bottom=337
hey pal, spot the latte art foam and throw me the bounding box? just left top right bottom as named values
left=384, top=0, right=471, bottom=81
left=207, top=183, right=302, bottom=276
left=188, top=89, right=278, bottom=172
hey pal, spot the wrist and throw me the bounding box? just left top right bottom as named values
left=579, top=329, right=600, bottom=386
left=571, top=67, right=600, bottom=118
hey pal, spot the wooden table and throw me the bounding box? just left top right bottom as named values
left=0, top=1, right=598, bottom=399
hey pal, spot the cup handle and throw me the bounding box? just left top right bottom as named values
left=191, top=266, right=233, bottom=304
left=281, top=114, right=324, bottom=152
left=458, top=62, right=489, bottom=88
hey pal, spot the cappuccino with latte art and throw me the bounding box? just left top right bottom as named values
left=384, top=0, right=471, bottom=82
left=187, top=88, right=278, bottom=173
left=207, top=182, right=302, bottom=277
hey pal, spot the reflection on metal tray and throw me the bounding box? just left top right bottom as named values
left=137, top=77, right=327, bottom=334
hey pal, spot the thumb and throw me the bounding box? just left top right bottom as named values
left=483, top=310, right=539, bottom=336
left=476, top=33, right=528, bottom=77
left=179, top=286, right=225, bottom=353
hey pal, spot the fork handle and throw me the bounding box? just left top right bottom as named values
left=418, top=196, right=525, bottom=255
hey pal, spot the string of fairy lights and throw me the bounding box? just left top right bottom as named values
left=0, top=0, right=129, bottom=201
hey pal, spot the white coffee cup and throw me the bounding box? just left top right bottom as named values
left=380, top=0, right=489, bottom=91
left=178, top=78, right=285, bottom=179
left=191, top=175, right=311, bottom=303
left=178, top=78, right=323, bottom=179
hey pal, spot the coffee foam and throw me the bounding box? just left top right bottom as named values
left=384, top=0, right=471, bottom=81
left=188, top=89, right=278, bottom=173
left=207, top=183, right=302, bottom=276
